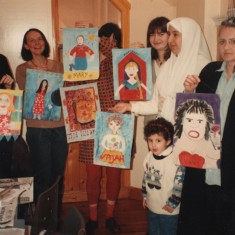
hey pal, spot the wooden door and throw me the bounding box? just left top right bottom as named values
left=51, top=0, right=131, bottom=203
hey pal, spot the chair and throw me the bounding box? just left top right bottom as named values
left=30, top=176, right=61, bottom=235
left=59, top=206, right=86, bottom=235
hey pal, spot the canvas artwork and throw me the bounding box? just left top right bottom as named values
left=0, top=89, right=23, bottom=141
left=62, top=28, right=99, bottom=81
left=93, top=111, right=135, bottom=169
left=23, top=69, right=63, bottom=121
left=174, top=93, right=221, bottom=169
left=60, top=83, right=100, bottom=143
left=112, top=48, right=152, bottom=101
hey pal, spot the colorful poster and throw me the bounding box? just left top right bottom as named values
left=112, top=48, right=152, bottom=101
left=0, top=89, right=23, bottom=141
left=23, top=69, right=63, bottom=121
left=60, top=83, right=100, bottom=143
left=62, top=28, right=99, bottom=81
left=174, top=93, right=221, bottom=169
left=93, top=111, right=135, bottom=169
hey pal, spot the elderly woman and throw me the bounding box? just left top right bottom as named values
left=181, top=17, right=235, bottom=235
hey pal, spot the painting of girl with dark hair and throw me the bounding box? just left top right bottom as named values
left=23, top=69, right=63, bottom=121
left=174, top=93, right=221, bottom=169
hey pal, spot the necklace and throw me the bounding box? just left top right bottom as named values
left=30, top=59, right=48, bottom=70
left=156, top=58, right=164, bottom=66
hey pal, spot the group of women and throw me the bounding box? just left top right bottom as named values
left=1, top=14, right=235, bottom=235
left=112, top=16, right=235, bottom=235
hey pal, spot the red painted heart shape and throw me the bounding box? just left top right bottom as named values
left=179, top=151, right=205, bottom=168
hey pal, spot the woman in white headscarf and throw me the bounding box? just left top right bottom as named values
left=111, top=17, right=211, bottom=123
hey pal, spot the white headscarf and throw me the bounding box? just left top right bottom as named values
left=156, top=17, right=211, bottom=122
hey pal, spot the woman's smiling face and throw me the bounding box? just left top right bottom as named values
left=24, top=31, right=45, bottom=56
left=167, top=25, right=182, bottom=56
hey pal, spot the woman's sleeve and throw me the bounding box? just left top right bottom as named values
left=130, top=82, right=159, bottom=115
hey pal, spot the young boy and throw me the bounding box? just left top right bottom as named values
left=142, top=117, right=185, bottom=235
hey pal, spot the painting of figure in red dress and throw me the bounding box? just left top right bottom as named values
left=112, top=48, right=152, bottom=101
left=23, top=69, right=63, bottom=121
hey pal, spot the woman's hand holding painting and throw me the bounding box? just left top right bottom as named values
left=110, top=102, right=132, bottom=113
left=183, top=75, right=200, bottom=93
left=0, top=74, right=14, bottom=88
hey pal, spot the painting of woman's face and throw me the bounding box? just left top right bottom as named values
left=108, top=120, right=121, bottom=133
left=182, top=112, right=207, bottom=140
left=42, top=80, right=47, bottom=89
left=0, top=94, right=11, bottom=112
left=124, top=64, right=138, bottom=79
left=76, top=99, right=95, bottom=124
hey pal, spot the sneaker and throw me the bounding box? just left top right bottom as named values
left=86, top=219, right=98, bottom=235
left=105, top=217, right=121, bottom=234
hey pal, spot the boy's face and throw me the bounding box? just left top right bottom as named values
left=147, top=133, right=170, bottom=155
left=182, top=112, right=206, bottom=140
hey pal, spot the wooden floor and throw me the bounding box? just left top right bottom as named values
left=61, top=199, right=148, bottom=235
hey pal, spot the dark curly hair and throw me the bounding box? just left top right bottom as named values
left=174, top=99, right=214, bottom=140
left=144, top=117, right=174, bottom=145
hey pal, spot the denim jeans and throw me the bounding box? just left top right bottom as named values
left=148, top=209, right=178, bottom=235
left=26, top=127, right=68, bottom=203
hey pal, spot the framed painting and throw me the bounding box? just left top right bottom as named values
left=112, top=48, right=152, bottom=101
left=93, top=111, right=134, bottom=169
left=0, top=89, right=23, bottom=140
left=174, top=93, right=221, bottom=169
left=23, top=69, right=63, bottom=121
left=62, top=28, right=99, bottom=81
left=60, top=83, right=100, bottom=143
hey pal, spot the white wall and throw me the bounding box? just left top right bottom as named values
left=0, top=0, right=53, bottom=77
left=177, top=0, right=229, bottom=60
left=130, top=0, right=176, bottom=46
